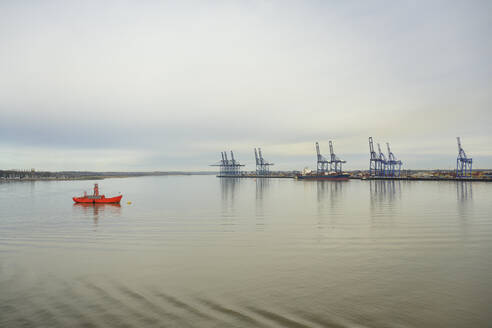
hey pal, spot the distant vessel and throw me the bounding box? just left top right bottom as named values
left=296, top=168, right=349, bottom=181
left=296, top=172, right=350, bottom=181
left=73, top=184, right=122, bottom=204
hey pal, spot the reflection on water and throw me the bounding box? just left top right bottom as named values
left=457, top=181, right=473, bottom=202
left=370, top=180, right=401, bottom=202
left=456, top=182, right=473, bottom=237
left=255, top=178, right=270, bottom=202
left=1, top=177, right=492, bottom=328
left=369, top=180, right=401, bottom=206
left=369, top=180, right=401, bottom=228
left=73, top=203, right=121, bottom=226
left=316, top=180, right=344, bottom=202
left=220, top=178, right=239, bottom=205
left=255, top=179, right=270, bottom=230
left=315, top=181, right=345, bottom=230
left=219, top=178, right=240, bottom=230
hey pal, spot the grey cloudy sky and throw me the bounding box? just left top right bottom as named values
left=1, top=0, right=491, bottom=171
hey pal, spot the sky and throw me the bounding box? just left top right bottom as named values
left=0, top=0, right=491, bottom=171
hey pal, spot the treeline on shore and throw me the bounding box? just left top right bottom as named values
left=0, top=170, right=215, bottom=180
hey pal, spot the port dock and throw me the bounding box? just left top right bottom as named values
left=217, top=173, right=296, bottom=178
left=362, top=176, right=492, bottom=182
left=210, top=137, right=492, bottom=182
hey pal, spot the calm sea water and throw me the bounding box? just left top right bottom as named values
left=1, top=176, right=491, bottom=327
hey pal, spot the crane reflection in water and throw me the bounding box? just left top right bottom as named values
left=456, top=181, right=473, bottom=202
left=315, top=180, right=345, bottom=231
left=369, top=180, right=402, bottom=228
left=255, top=178, right=270, bottom=230
left=219, top=178, right=241, bottom=231
left=456, top=181, right=473, bottom=238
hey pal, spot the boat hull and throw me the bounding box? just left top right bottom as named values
left=296, top=174, right=349, bottom=181
left=73, top=195, right=122, bottom=204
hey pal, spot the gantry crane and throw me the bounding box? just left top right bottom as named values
left=211, top=151, right=245, bottom=176
left=456, top=137, right=472, bottom=178
left=254, top=148, right=274, bottom=175
left=316, top=142, right=330, bottom=174
left=386, top=142, right=402, bottom=177
left=328, top=140, right=346, bottom=174
left=369, top=137, right=380, bottom=177
left=377, top=143, right=388, bottom=176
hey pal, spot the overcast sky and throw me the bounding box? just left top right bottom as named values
left=1, top=0, right=491, bottom=171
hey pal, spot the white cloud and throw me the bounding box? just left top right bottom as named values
left=0, top=0, right=491, bottom=170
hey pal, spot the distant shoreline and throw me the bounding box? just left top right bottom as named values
left=0, top=171, right=216, bottom=181
left=2, top=169, right=492, bottom=182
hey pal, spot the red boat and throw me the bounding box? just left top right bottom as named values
left=73, top=183, right=122, bottom=204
